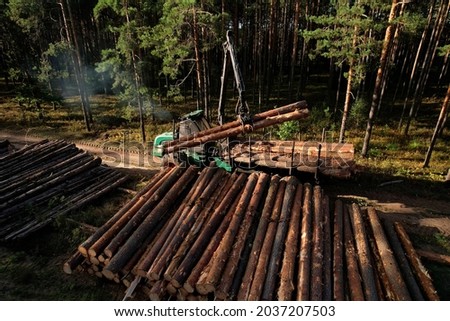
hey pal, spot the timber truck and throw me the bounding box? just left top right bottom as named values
left=152, top=31, right=355, bottom=178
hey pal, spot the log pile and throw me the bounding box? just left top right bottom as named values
left=163, top=101, right=310, bottom=155
left=67, top=164, right=439, bottom=300
left=0, top=139, right=127, bottom=241
left=225, top=140, right=355, bottom=178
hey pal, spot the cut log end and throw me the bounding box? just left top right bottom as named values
left=102, top=269, right=116, bottom=280
left=63, top=263, right=73, bottom=275
left=196, top=283, right=215, bottom=296
left=183, top=283, right=195, bottom=294
left=104, top=249, right=113, bottom=258
left=78, top=246, right=88, bottom=257
left=87, top=248, right=97, bottom=258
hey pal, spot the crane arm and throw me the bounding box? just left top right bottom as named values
left=218, top=30, right=251, bottom=126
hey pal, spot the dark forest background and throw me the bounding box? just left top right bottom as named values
left=1, top=0, right=449, bottom=159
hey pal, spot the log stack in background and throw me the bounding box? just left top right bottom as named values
left=0, top=140, right=127, bottom=241
left=67, top=164, right=440, bottom=301
left=225, top=140, right=355, bottom=178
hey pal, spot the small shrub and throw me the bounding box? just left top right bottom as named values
left=276, top=121, right=300, bottom=140
left=349, top=98, right=368, bottom=128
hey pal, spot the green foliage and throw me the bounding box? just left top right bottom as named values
left=303, top=2, right=382, bottom=86
left=438, top=44, right=450, bottom=56
left=349, top=97, right=369, bottom=128
left=38, top=41, right=70, bottom=86
left=395, top=11, right=427, bottom=38
left=140, top=0, right=222, bottom=81
left=277, top=121, right=300, bottom=140
left=7, top=0, right=43, bottom=34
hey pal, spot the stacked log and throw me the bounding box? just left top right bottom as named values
left=0, top=140, right=126, bottom=241
left=163, top=101, right=309, bottom=154
left=66, top=164, right=440, bottom=301
left=226, top=140, right=355, bottom=178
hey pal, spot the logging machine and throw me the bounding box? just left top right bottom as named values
left=152, top=30, right=250, bottom=171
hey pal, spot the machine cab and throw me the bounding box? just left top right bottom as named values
left=152, top=110, right=210, bottom=158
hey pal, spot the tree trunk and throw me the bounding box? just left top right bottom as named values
left=394, top=222, right=440, bottom=300
left=262, top=177, right=298, bottom=300
left=170, top=173, right=248, bottom=288
left=192, top=7, right=206, bottom=118
left=349, top=203, right=379, bottom=300
left=366, top=208, right=411, bottom=300
left=277, top=183, right=303, bottom=300
left=310, top=185, right=324, bottom=301
left=423, top=83, right=450, bottom=167
left=102, top=166, right=198, bottom=279
left=398, top=0, right=436, bottom=130
left=289, top=0, right=301, bottom=100
left=182, top=176, right=240, bottom=293
left=333, top=200, right=345, bottom=301
left=215, top=173, right=270, bottom=300
left=87, top=167, right=174, bottom=258
left=361, top=0, right=399, bottom=157
left=297, top=183, right=313, bottom=300
left=322, top=195, right=332, bottom=301
left=343, top=205, right=364, bottom=301
left=248, top=180, right=286, bottom=301
left=59, top=0, right=91, bottom=132
left=339, top=23, right=358, bottom=143
left=237, top=175, right=281, bottom=300
left=382, top=219, right=425, bottom=300
left=200, top=173, right=258, bottom=294
left=404, top=0, right=449, bottom=136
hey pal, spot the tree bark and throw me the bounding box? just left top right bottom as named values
left=170, top=173, right=248, bottom=288
left=322, top=195, right=332, bottom=301
left=394, top=222, right=440, bottom=300
left=344, top=205, right=364, bottom=301
left=237, top=175, right=281, bottom=300
left=277, top=183, right=303, bottom=300
left=361, top=0, right=399, bottom=157
left=333, top=200, right=345, bottom=301
left=262, top=177, right=298, bottom=300
left=382, top=219, right=425, bottom=301
left=310, top=185, right=324, bottom=300
left=423, top=83, right=450, bottom=167
left=349, top=204, right=379, bottom=300
left=183, top=184, right=240, bottom=293
left=248, top=180, right=287, bottom=301
left=366, top=208, right=411, bottom=300
left=79, top=167, right=171, bottom=257
left=215, top=173, right=270, bottom=300
left=297, top=183, right=313, bottom=301
left=198, top=173, right=259, bottom=294
left=162, top=175, right=225, bottom=283
left=87, top=167, right=174, bottom=258
left=102, top=166, right=198, bottom=279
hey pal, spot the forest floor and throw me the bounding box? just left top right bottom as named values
left=0, top=79, right=449, bottom=300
